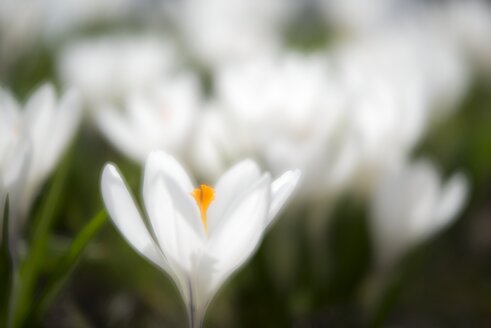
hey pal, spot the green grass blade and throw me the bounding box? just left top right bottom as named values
left=0, top=196, right=14, bottom=328
left=30, top=210, right=107, bottom=325
left=14, top=148, right=73, bottom=327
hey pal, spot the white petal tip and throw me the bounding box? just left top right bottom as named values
left=101, top=163, right=121, bottom=184
left=280, top=169, right=302, bottom=189
left=146, top=150, right=181, bottom=168
left=290, top=169, right=302, bottom=182
left=103, top=163, right=118, bottom=175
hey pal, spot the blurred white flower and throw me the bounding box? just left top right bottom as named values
left=0, top=83, right=81, bottom=220
left=370, top=159, right=469, bottom=268
left=211, top=25, right=470, bottom=201
left=0, top=0, right=143, bottom=67
left=101, top=151, right=300, bottom=325
left=333, top=43, right=428, bottom=189
left=436, top=0, right=491, bottom=74
left=173, top=0, right=292, bottom=66
left=215, top=53, right=351, bottom=199
left=95, top=72, right=201, bottom=163
left=335, top=24, right=469, bottom=120
left=189, top=105, right=253, bottom=182
left=0, top=102, right=30, bottom=231
left=58, top=35, right=179, bottom=107
left=318, top=0, right=404, bottom=34
left=0, top=186, right=4, bottom=223
left=0, top=151, right=30, bottom=237
left=328, top=26, right=470, bottom=191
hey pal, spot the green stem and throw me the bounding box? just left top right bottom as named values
left=0, top=197, right=14, bottom=328
left=368, top=248, right=425, bottom=328
left=14, top=149, right=72, bottom=327
left=31, top=211, right=107, bottom=324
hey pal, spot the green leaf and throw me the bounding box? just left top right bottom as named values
left=30, top=210, right=107, bottom=325
left=368, top=247, right=426, bottom=328
left=0, top=196, right=14, bottom=328
left=14, top=148, right=73, bottom=327
left=326, top=197, right=371, bottom=303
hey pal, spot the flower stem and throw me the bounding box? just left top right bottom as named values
left=187, top=281, right=203, bottom=328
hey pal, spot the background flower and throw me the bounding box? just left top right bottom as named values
left=370, top=159, right=469, bottom=268
left=0, top=84, right=81, bottom=223
left=95, top=72, right=201, bottom=163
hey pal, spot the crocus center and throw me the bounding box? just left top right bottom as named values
left=191, top=184, right=215, bottom=231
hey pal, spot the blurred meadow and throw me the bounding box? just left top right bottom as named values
left=1, top=0, right=491, bottom=327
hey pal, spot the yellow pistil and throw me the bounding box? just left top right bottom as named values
left=191, top=184, right=215, bottom=231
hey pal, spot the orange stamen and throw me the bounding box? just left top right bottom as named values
left=191, top=184, right=215, bottom=231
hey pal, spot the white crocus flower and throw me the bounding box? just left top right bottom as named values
left=0, top=143, right=30, bottom=235
left=189, top=105, right=253, bottom=182
left=370, top=159, right=469, bottom=268
left=337, top=75, right=427, bottom=191
left=434, top=0, right=491, bottom=74
left=101, top=151, right=300, bottom=327
left=0, top=83, right=81, bottom=220
left=334, top=24, right=468, bottom=122
left=330, top=25, right=470, bottom=192
left=96, top=72, right=201, bottom=163
left=0, top=0, right=141, bottom=72
left=0, top=116, right=30, bottom=235
left=318, top=0, right=402, bottom=34
left=58, top=34, right=179, bottom=107
left=216, top=53, right=348, bottom=199
left=173, top=0, right=291, bottom=67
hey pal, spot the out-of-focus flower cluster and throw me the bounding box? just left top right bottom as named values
left=0, top=0, right=489, bottom=325
left=2, top=0, right=487, bottom=264
left=52, top=0, right=488, bottom=263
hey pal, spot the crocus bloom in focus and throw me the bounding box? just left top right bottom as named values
left=370, top=159, right=469, bottom=267
left=101, top=151, right=300, bottom=326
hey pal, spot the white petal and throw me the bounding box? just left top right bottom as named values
left=144, top=173, right=204, bottom=272
left=96, top=105, right=148, bottom=162
left=435, top=172, right=469, bottom=228
left=207, top=159, right=261, bottom=233
left=23, top=84, right=56, bottom=183
left=144, top=150, right=205, bottom=252
left=0, top=88, right=20, bottom=122
left=127, top=94, right=159, bottom=134
left=406, top=160, right=441, bottom=239
left=143, top=174, right=178, bottom=260
left=100, top=164, right=169, bottom=272
left=370, top=160, right=438, bottom=265
left=267, top=169, right=301, bottom=226
left=0, top=183, right=4, bottom=221
left=145, top=151, right=194, bottom=192
left=3, top=138, right=31, bottom=222
left=39, top=89, right=81, bottom=179
left=205, top=174, right=271, bottom=294
left=24, top=83, right=55, bottom=134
